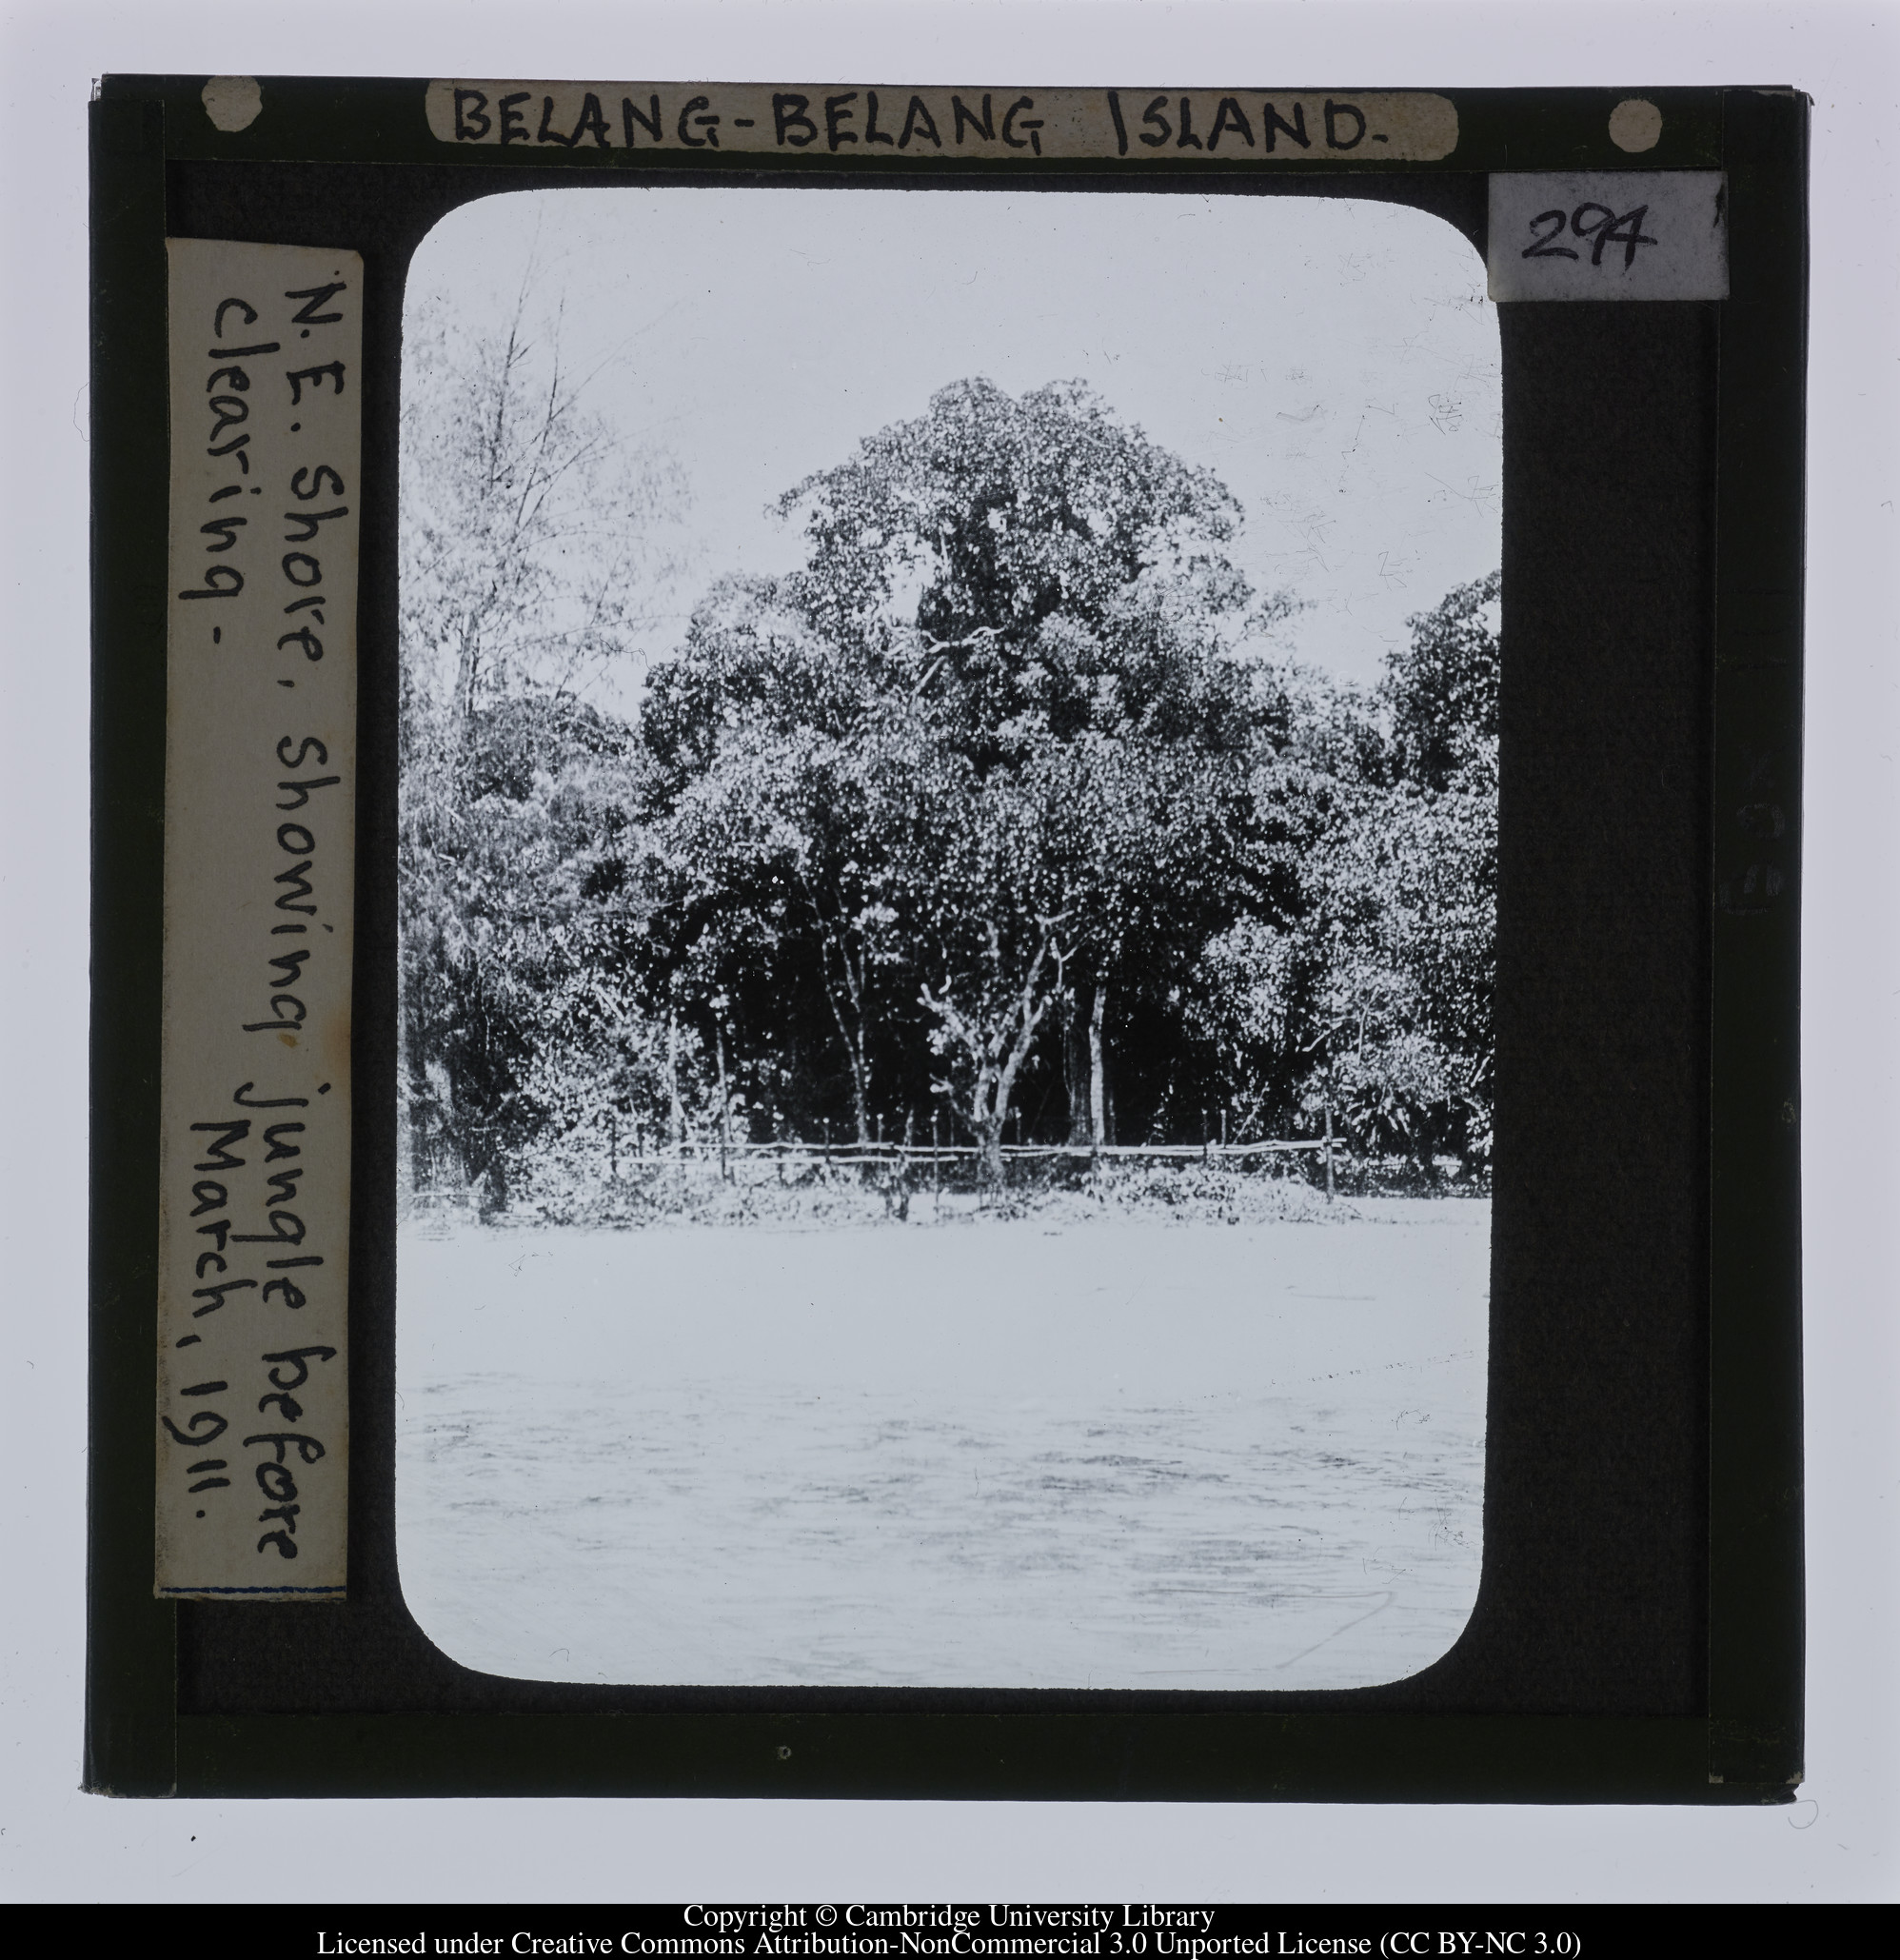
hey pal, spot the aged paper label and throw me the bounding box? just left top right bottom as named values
left=425, top=82, right=1458, bottom=162
left=156, top=240, right=360, bottom=1599
left=1487, top=172, right=1729, bottom=302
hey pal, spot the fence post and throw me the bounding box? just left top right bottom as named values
left=1323, top=1100, right=1336, bottom=1204
left=713, top=1020, right=734, bottom=1182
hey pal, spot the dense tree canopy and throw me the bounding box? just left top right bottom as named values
left=400, top=367, right=1499, bottom=1212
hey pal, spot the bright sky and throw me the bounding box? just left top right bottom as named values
left=407, top=185, right=1500, bottom=691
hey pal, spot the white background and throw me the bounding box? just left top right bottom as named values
left=2, top=0, right=1893, bottom=1908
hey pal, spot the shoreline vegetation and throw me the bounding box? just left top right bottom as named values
left=400, top=346, right=1498, bottom=1224
left=405, top=1143, right=1490, bottom=1232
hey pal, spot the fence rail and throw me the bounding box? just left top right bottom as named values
left=406, top=1132, right=1372, bottom=1220
left=553, top=1137, right=1336, bottom=1167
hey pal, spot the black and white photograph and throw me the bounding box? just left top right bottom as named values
left=393, top=185, right=1502, bottom=1692
left=16, top=0, right=1895, bottom=1907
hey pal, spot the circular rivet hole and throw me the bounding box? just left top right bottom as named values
left=203, top=76, right=263, bottom=133
left=776, top=1744, right=792, bottom=1760
left=1609, top=98, right=1662, bottom=153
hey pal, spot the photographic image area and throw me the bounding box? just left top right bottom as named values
left=394, top=186, right=1500, bottom=1690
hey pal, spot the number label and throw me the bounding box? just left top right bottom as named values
left=1488, top=172, right=1727, bottom=302
left=1522, top=202, right=1658, bottom=268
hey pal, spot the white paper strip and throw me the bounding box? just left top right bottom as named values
left=155, top=239, right=361, bottom=1599
left=1488, top=172, right=1729, bottom=302
left=425, top=81, right=1459, bottom=162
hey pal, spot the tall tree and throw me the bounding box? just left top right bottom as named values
left=637, top=578, right=913, bottom=1143
left=398, top=287, right=688, bottom=1200
left=768, top=378, right=1292, bottom=1168
left=1380, top=569, right=1501, bottom=792
left=1289, top=574, right=1500, bottom=1167
left=399, top=287, right=688, bottom=731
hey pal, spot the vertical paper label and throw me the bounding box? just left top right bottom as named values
left=156, top=240, right=361, bottom=1599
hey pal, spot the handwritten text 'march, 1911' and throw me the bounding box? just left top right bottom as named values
left=157, top=239, right=361, bottom=1600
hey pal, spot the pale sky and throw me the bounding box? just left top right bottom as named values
left=406, top=185, right=1500, bottom=692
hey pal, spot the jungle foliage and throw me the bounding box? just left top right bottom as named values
left=400, top=358, right=1498, bottom=1209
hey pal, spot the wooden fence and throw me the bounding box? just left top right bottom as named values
left=586, top=1138, right=1333, bottom=1168
left=569, top=1134, right=1347, bottom=1203
left=410, top=1130, right=1361, bottom=1219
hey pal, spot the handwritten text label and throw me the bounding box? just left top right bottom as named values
left=156, top=240, right=361, bottom=1599
left=1487, top=172, right=1729, bottom=302
left=425, top=82, right=1458, bottom=163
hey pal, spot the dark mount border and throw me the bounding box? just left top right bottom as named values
left=89, top=78, right=1804, bottom=1800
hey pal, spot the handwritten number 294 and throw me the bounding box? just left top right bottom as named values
left=1523, top=202, right=1657, bottom=268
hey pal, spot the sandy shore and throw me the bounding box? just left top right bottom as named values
left=396, top=1205, right=1490, bottom=1690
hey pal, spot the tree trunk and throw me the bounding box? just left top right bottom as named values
left=1088, top=982, right=1108, bottom=1147
left=920, top=924, right=1067, bottom=1198
left=473, top=1133, right=507, bottom=1218
left=810, top=905, right=876, bottom=1145
left=976, top=1112, right=1005, bottom=1192
left=451, top=632, right=479, bottom=740
left=714, top=1021, right=733, bottom=1181
left=1062, top=989, right=1090, bottom=1144
left=847, top=1043, right=871, bottom=1146
left=666, top=1008, right=683, bottom=1151
left=817, top=956, right=872, bottom=1143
